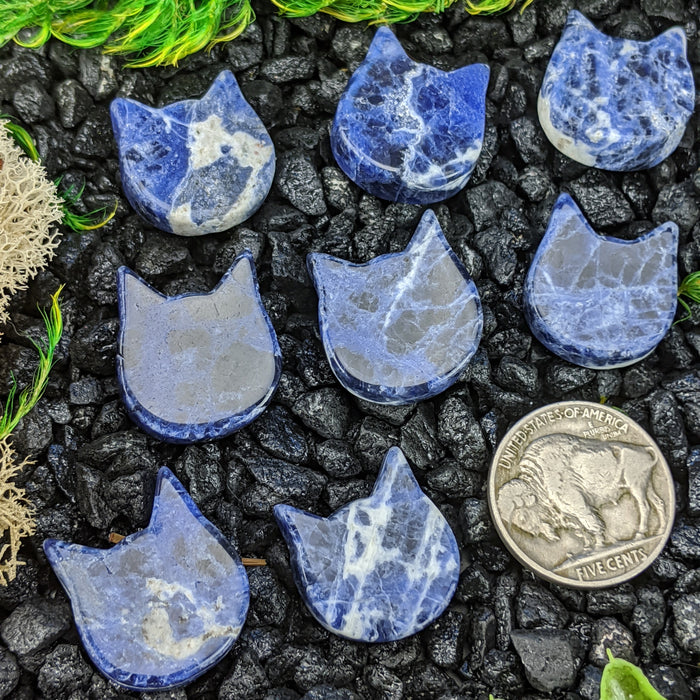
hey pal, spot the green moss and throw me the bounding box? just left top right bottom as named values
left=0, top=0, right=254, bottom=68
left=271, top=0, right=533, bottom=23
left=2, top=0, right=533, bottom=65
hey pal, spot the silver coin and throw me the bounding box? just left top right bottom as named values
left=488, top=400, right=675, bottom=589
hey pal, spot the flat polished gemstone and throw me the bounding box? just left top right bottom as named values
left=524, top=193, right=678, bottom=369
left=331, top=26, right=488, bottom=204
left=274, top=447, right=460, bottom=642
left=111, top=70, right=274, bottom=235
left=308, top=209, right=482, bottom=405
left=538, top=10, right=695, bottom=171
left=117, top=252, right=281, bottom=443
left=43, top=468, right=249, bottom=691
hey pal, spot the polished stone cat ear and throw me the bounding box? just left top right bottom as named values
left=274, top=447, right=460, bottom=642
left=44, top=467, right=249, bottom=691
left=111, top=70, right=275, bottom=235
left=654, top=25, right=688, bottom=50
left=538, top=10, right=695, bottom=171
left=117, top=252, right=281, bottom=443
left=331, top=26, right=488, bottom=204
left=523, top=193, right=678, bottom=369
left=308, top=209, right=482, bottom=405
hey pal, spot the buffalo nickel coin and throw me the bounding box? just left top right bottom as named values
left=488, top=401, right=674, bottom=589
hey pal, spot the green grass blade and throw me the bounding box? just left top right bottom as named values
left=56, top=179, right=118, bottom=232
left=0, top=287, right=64, bottom=441
left=675, top=271, right=700, bottom=325
left=0, top=116, right=40, bottom=162
left=61, top=200, right=118, bottom=231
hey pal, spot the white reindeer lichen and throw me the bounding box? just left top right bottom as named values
left=0, top=437, right=35, bottom=585
left=0, top=119, right=62, bottom=328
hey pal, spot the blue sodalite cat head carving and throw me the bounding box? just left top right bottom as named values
left=538, top=11, right=695, bottom=171
left=331, top=26, right=489, bottom=204
left=117, top=252, right=281, bottom=443
left=44, top=468, right=249, bottom=690
left=274, top=447, right=460, bottom=642
left=111, top=70, right=275, bottom=235
left=524, top=193, right=678, bottom=369
left=308, top=209, right=482, bottom=405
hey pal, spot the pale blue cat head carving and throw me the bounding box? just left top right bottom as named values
left=117, top=252, right=281, bottom=443
left=274, top=447, right=460, bottom=642
left=331, top=26, right=489, bottom=203
left=44, top=468, right=249, bottom=690
left=538, top=11, right=694, bottom=171
left=308, top=209, right=482, bottom=404
left=524, top=193, right=679, bottom=368
left=111, top=70, right=275, bottom=235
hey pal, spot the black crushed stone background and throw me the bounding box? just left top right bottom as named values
left=1, top=0, right=700, bottom=698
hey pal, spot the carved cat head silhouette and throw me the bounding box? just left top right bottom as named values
left=44, top=468, right=249, bottom=690
left=308, top=209, right=482, bottom=404
left=117, top=252, right=281, bottom=443
left=111, top=70, right=275, bottom=235
left=331, top=26, right=489, bottom=204
left=524, top=193, right=678, bottom=368
left=274, top=447, right=460, bottom=642
left=538, top=10, right=694, bottom=170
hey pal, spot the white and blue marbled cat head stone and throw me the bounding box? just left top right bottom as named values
left=117, top=252, right=281, bottom=443
left=111, top=70, right=275, bottom=235
left=274, top=446, right=460, bottom=642
left=538, top=11, right=695, bottom=171
left=523, top=193, right=678, bottom=369
left=44, top=468, right=249, bottom=691
left=308, top=209, right=482, bottom=405
left=331, top=26, right=489, bottom=204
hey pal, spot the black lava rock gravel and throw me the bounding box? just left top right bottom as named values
left=1, top=0, right=700, bottom=697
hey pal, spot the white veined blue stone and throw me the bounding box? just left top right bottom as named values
left=274, top=447, right=460, bottom=642
left=331, top=26, right=489, bottom=204
left=117, top=252, right=281, bottom=443
left=523, top=193, right=679, bottom=369
left=43, top=468, right=249, bottom=691
left=308, top=209, right=482, bottom=405
left=538, top=10, right=695, bottom=171
left=111, top=70, right=275, bottom=235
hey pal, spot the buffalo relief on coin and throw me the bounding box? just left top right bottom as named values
left=488, top=401, right=674, bottom=588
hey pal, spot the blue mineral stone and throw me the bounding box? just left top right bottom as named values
left=43, top=467, right=249, bottom=691
left=274, top=446, right=460, bottom=642
left=117, top=252, right=281, bottom=443
left=111, top=70, right=275, bottom=235
left=330, top=26, right=489, bottom=204
left=523, top=193, right=679, bottom=369
left=538, top=10, right=695, bottom=171
left=308, top=209, right=482, bottom=405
